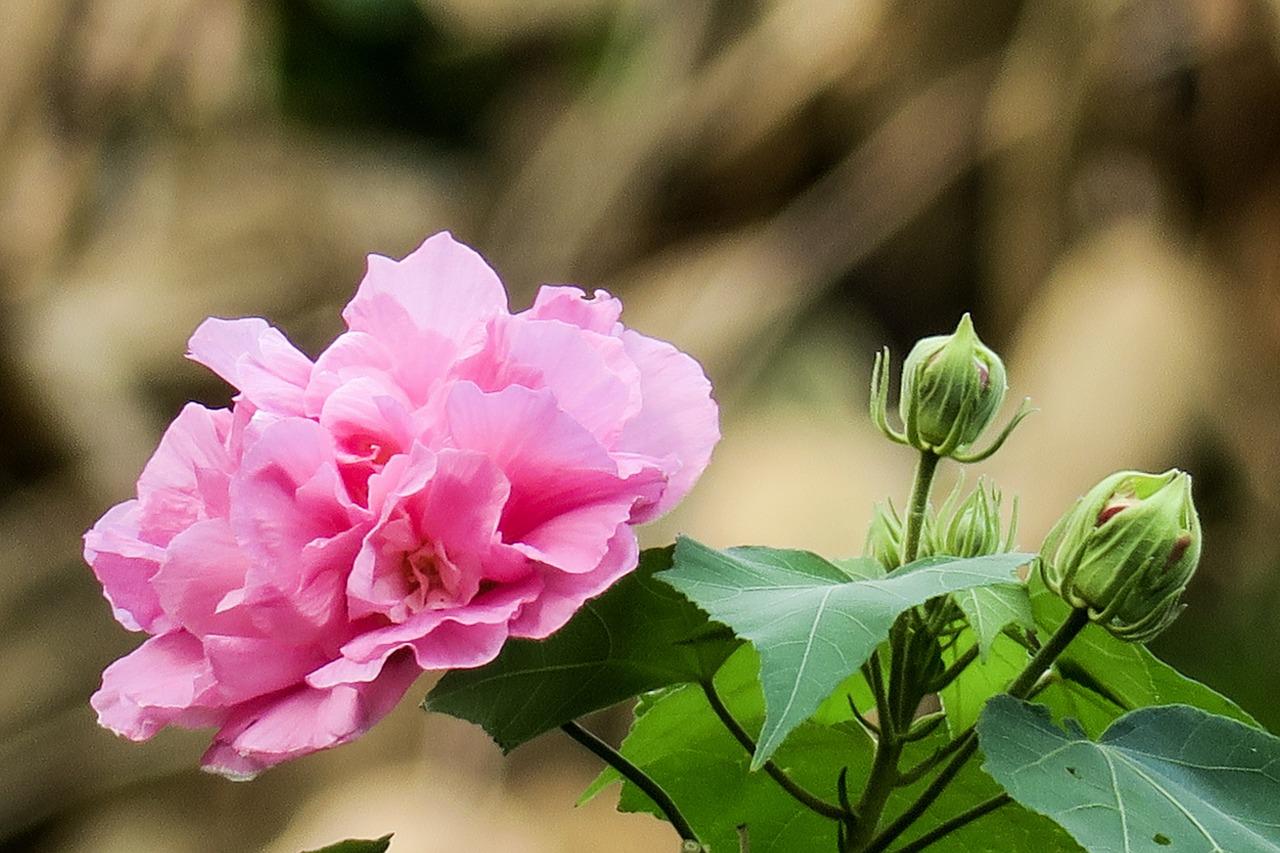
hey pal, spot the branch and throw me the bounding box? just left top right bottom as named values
left=700, top=681, right=847, bottom=821
left=890, top=794, right=1012, bottom=852
left=560, top=721, right=703, bottom=847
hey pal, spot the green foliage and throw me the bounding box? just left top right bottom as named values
left=952, top=584, right=1035, bottom=660
left=660, top=537, right=1034, bottom=766
left=303, top=835, right=393, bottom=853
left=1030, top=578, right=1259, bottom=736
left=592, top=648, right=1074, bottom=852
left=978, top=697, right=1280, bottom=852
left=939, top=631, right=1027, bottom=734
left=424, top=547, right=736, bottom=751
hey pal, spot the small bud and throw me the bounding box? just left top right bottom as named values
left=1039, top=469, right=1201, bottom=642
left=900, top=314, right=1008, bottom=456
left=932, top=478, right=1017, bottom=559
left=865, top=500, right=932, bottom=571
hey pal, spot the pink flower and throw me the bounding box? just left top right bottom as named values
left=87, top=232, right=719, bottom=778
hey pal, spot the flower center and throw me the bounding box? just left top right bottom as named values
left=400, top=540, right=463, bottom=612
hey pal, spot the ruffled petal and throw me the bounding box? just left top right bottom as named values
left=311, top=575, right=540, bottom=687
left=188, top=318, right=313, bottom=415
left=342, top=232, right=507, bottom=348
left=150, top=518, right=253, bottom=637
left=523, top=285, right=622, bottom=334
left=616, top=330, right=720, bottom=521
left=92, top=631, right=221, bottom=740
left=135, top=403, right=234, bottom=543
left=200, top=651, right=421, bottom=780
left=460, top=314, right=641, bottom=446
left=84, top=501, right=170, bottom=633
left=508, top=524, right=639, bottom=640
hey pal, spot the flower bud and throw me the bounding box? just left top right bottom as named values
left=865, top=501, right=932, bottom=571
left=1038, top=469, right=1201, bottom=642
left=899, top=314, right=1008, bottom=455
left=932, top=479, right=1016, bottom=559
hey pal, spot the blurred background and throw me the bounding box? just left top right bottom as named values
left=4, top=0, right=1280, bottom=849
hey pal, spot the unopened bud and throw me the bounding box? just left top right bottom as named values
left=900, top=314, right=1008, bottom=456
left=932, top=478, right=1017, bottom=559
left=1039, top=469, right=1201, bottom=642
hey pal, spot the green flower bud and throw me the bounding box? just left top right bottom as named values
left=931, top=478, right=1017, bottom=559
left=865, top=500, right=932, bottom=571
left=1038, top=469, right=1201, bottom=643
left=900, top=314, right=1007, bottom=456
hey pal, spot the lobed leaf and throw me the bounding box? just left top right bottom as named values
left=953, top=583, right=1035, bottom=661
left=593, top=646, right=1074, bottom=852
left=660, top=537, right=1034, bottom=766
left=424, top=547, right=737, bottom=751
left=1029, top=578, right=1259, bottom=736
left=979, top=697, right=1280, bottom=852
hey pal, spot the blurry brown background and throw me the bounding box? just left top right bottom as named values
left=4, top=0, right=1280, bottom=850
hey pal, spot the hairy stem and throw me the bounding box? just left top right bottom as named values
left=846, top=451, right=942, bottom=850
left=560, top=721, right=702, bottom=846
left=891, top=794, right=1012, bottom=852
left=901, top=451, right=940, bottom=566
left=700, top=681, right=847, bottom=821
left=862, top=608, right=1091, bottom=852
left=930, top=643, right=979, bottom=693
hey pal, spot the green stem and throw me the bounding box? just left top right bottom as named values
left=930, top=644, right=979, bottom=693
left=847, top=451, right=943, bottom=850
left=861, top=608, right=1091, bottom=853
left=700, top=681, right=848, bottom=821
left=560, top=721, right=702, bottom=847
left=891, top=794, right=1012, bottom=852
left=901, top=451, right=941, bottom=566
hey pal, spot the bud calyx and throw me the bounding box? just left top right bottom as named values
left=1038, top=469, right=1201, bottom=642
left=870, top=314, right=1032, bottom=463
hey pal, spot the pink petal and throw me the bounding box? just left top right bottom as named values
left=444, top=380, right=615, bottom=495
left=229, top=417, right=363, bottom=572
left=92, top=631, right=222, bottom=740
left=203, top=635, right=331, bottom=705
left=523, top=285, right=623, bottom=334
left=307, top=328, right=458, bottom=413
left=135, top=403, right=234, bottom=544
left=508, top=524, right=639, bottom=639
left=348, top=446, right=515, bottom=622
left=311, top=575, right=541, bottom=687
left=84, top=500, right=170, bottom=633
left=150, top=519, right=253, bottom=637
left=461, top=314, right=641, bottom=445
left=616, top=330, right=720, bottom=521
left=201, top=651, right=421, bottom=780
left=446, top=381, right=655, bottom=571
left=342, top=232, right=507, bottom=348
left=188, top=318, right=313, bottom=415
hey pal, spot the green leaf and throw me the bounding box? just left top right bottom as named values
left=978, top=697, right=1280, bottom=852
left=1030, top=577, right=1259, bottom=735
left=939, top=630, right=1027, bottom=734
left=303, top=835, right=393, bottom=853
left=953, top=583, right=1034, bottom=661
left=424, top=547, right=737, bottom=751
left=660, top=537, right=1034, bottom=766
left=594, top=647, right=1074, bottom=852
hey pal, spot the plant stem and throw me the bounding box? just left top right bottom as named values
left=861, top=608, right=1090, bottom=852
left=901, top=451, right=941, bottom=566
left=560, top=721, right=702, bottom=847
left=846, top=451, right=943, bottom=850
left=930, top=644, right=979, bottom=693
left=700, top=681, right=848, bottom=821
left=1005, top=606, right=1089, bottom=698
left=890, top=794, right=1012, bottom=852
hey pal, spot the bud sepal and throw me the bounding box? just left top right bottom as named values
left=1038, top=469, right=1201, bottom=643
